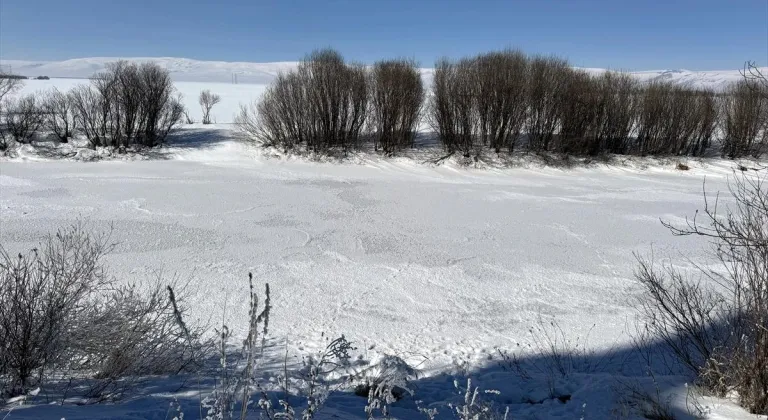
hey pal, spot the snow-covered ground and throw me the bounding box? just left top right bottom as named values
left=1, top=123, right=765, bottom=418
left=1, top=71, right=766, bottom=419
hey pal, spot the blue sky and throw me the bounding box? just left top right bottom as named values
left=0, top=0, right=766, bottom=70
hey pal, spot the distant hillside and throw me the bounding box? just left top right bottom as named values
left=1, top=57, right=761, bottom=90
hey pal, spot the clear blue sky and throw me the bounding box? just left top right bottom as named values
left=1, top=0, right=766, bottom=70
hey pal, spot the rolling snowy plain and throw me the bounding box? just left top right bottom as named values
left=0, top=58, right=766, bottom=419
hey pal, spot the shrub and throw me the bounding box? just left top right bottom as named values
left=369, top=59, right=424, bottom=154
left=0, top=224, right=113, bottom=395
left=2, top=93, right=44, bottom=143
left=474, top=50, right=529, bottom=153
left=41, top=88, right=78, bottom=142
left=70, top=84, right=108, bottom=147
left=556, top=70, right=602, bottom=155
left=593, top=71, right=638, bottom=154
left=428, top=58, right=479, bottom=157
left=721, top=80, right=768, bottom=158
left=0, top=72, right=23, bottom=104
left=199, top=89, right=221, bottom=125
left=74, top=279, right=206, bottom=401
left=636, top=172, right=768, bottom=414
left=526, top=56, right=571, bottom=152
left=0, top=224, right=206, bottom=402
left=304, top=49, right=369, bottom=153
left=237, top=49, right=368, bottom=154
left=72, top=61, right=184, bottom=148
left=634, top=83, right=716, bottom=156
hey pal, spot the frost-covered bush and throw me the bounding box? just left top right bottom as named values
left=0, top=224, right=113, bottom=395
left=636, top=172, right=768, bottom=414
left=0, top=224, right=206, bottom=402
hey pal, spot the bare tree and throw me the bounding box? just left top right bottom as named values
left=41, top=88, right=78, bottom=143
left=72, top=61, right=183, bottom=149
left=428, top=57, right=479, bottom=158
left=721, top=80, right=768, bottom=158
left=70, top=85, right=107, bottom=148
left=0, top=72, right=24, bottom=103
left=199, top=90, right=221, bottom=125
left=557, top=70, right=602, bottom=155
left=304, top=49, right=368, bottom=153
left=526, top=56, right=570, bottom=152
left=2, top=94, right=44, bottom=143
left=239, top=49, right=368, bottom=154
left=594, top=71, right=637, bottom=154
left=474, top=50, right=528, bottom=153
left=369, top=58, right=424, bottom=154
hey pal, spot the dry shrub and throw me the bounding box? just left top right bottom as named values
left=369, top=59, right=424, bottom=154
left=41, top=88, right=78, bottom=142
left=526, top=56, right=570, bottom=152
left=428, top=58, right=479, bottom=157
left=72, top=61, right=183, bottom=148
left=0, top=224, right=113, bottom=395
left=0, top=224, right=206, bottom=402
left=74, top=279, right=206, bottom=401
left=2, top=93, right=44, bottom=143
left=636, top=172, right=768, bottom=414
left=237, top=49, right=368, bottom=154
left=557, top=70, right=602, bottom=155
left=594, top=71, right=638, bottom=154
left=199, top=89, right=221, bottom=125
left=721, top=80, right=768, bottom=158
left=635, top=83, right=717, bottom=156
left=474, top=50, right=528, bottom=153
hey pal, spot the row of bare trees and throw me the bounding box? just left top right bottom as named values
left=0, top=61, right=184, bottom=150
left=237, top=49, right=423, bottom=154
left=236, top=48, right=767, bottom=160
left=431, top=51, right=768, bottom=159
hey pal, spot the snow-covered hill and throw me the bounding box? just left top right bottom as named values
left=1, top=57, right=761, bottom=90
left=0, top=57, right=298, bottom=84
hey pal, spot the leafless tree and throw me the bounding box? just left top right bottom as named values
left=2, top=94, right=44, bottom=143
left=428, top=58, right=479, bottom=157
left=636, top=172, right=768, bottom=414
left=474, top=50, right=528, bottom=153
left=557, top=70, right=602, bottom=155
left=200, top=89, right=221, bottom=124
left=239, top=49, right=368, bottom=154
left=634, top=82, right=707, bottom=156
left=0, top=73, right=24, bottom=104
left=526, top=56, right=570, bottom=151
left=721, top=80, right=768, bottom=158
left=236, top=71, right=309, bottom=151
left=304, top=49, right=369, bottom=153
left=70, top=85, right=107, bottom=147
left=41, top=88, right=78, bottom=142
left=369, top=58, right=424, bottom=154
left=593, top=71, right=638, bottom=154
left=71, top=62, right=183, bottom=149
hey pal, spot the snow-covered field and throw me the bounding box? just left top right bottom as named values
left=0, top=68, right=766, bottom=419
